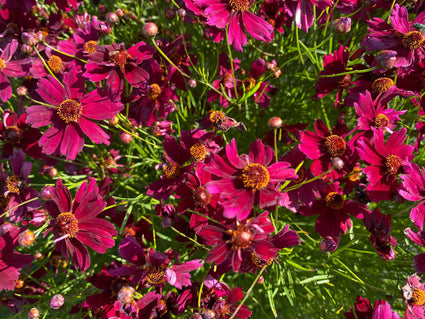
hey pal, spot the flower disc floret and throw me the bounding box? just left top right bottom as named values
left=385, top=155, right=403, bottom=176
left=325, top=135, right=346, bottom=157
left=209, top=110, right=225, bottom=124
left=229, top=225, right=254, bottom=250
left=193, top=186, right=211, bottom=208
left=146, top=266, right=166, bottom=285
left=47, top=56, right=63, bottom=73
left=374, top=113, right=390, bottom=128
left=109, top=49, right=130, bottom=69
left=371, top=78, right=394, bottom=93
left=4, top=126, right=22, bottom=144
left=0, top=58, right=5, bottom=71
left=164, top=162, right=179, bottom=179
left=228, top=0, right=250, bottom=12
left=402, top=31, right=425, bottom=50
left=411, top=288, right=425, bottom=306
left=190, top=143, right=207, bottom=161
left=57, top=99, right=81, bottom=123
left=148, top=84, right=161, bottom=101
left=325, top=192, right=345, bottom=210
left=84, top=41, right=97, bottom=54
left=250, top=252, right=273, bottom=267
left=6, top=175, right=24, bottom=193
left=55, top=212, right=79, bottom=238
left=0, top=194, right=10, bottom=209
left=240, top=163, right=270, bottom=189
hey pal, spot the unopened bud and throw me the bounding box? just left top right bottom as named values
left=319, top=236, right=339, bottom=253
left=21, top=44, right=33, bottom=54
left=50, top=294, right=65, bottom=310
left=266, top=60, right=277, bottom=71
left=98, top=5, right=107, bottom=14
left=332, top=17, right=351, bottom=33
left=21, top=32, right=39, bottom=46
left=48, top=167, right=58, bottom=178
left=177, top=8, right=186, bottom=18
left=166, top=10, right=175, bottom=19
left=107, top=12, right=119, bottom=24
left=18, top=230, right=35, bottom=247
left=376, top=50, right=397, bottom=70
left=0, top=222, right=14, bottom=236
left=35, top=252, right=43, bottom=260
left=40, top=185, right=54, bottom=201
left=120, top=132, right=132, bottom=144
left=109, top=115, right=119, bottom=125
left=28, top=307, right=40, bottom=319
left=257, top=275, right=264, bottom=284
left=142, top=22, right=158, bottom=38
left=267, top=117, right=283, bottom=129
left=117, top=286, right=135, bottom=304
left=17, top=86, right=28, bottom=96
left=116, top=9, right=124, bottom=17
left=202, top=310, right=216, bottom=319
left=187, top=78, right=197, bottom=88
left=331, top=156, right=344, bottom=170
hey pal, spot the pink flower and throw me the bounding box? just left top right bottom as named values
left=402, top=274, right=425, bottom=318
left=25, top=64, right=123, bottom=160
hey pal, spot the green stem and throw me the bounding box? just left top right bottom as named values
left=43, top=42, right=87, bottom=64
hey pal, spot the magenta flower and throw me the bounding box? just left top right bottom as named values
left=344, top=295, right=400, bottom=319
left=193, top=0, right=273, bottom=51
left=25, top=64, right=123, bottom=160
left=44, top=178, right=117, bottom=272
left=0, top=39, right=30, bottom=102
left=299, top=118, right=353, bottom=176
left=205, top=139, right=296, bottom=220
left=399, top=163, right=425, bottom=229
left=404, top=228, right=425, bottom=274
left=363, top=208, right=396, bottom=261
left=110, top=236, right=203, bottom=289
left=83, top=42, right=154, bottom=99
left=199, top=211, right=276, bottom=272
left=285, top=0, right=331, bottom=33
left=357, top=127, right=413, bottom=202
left=0, top=225, right=34, bottom=291
left=299, top=183, right=369, bottom=238
left=314, top=45, right=350, bottom=107
left=361, top=4, right=425, bottom=67
left=402, top=274, right=425, bottom=319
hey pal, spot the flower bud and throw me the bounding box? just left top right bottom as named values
left=98, top=5, right=107, bottom=14
left=0, top=222, right=14, bottom=236
left=116, top=9, right=124, bottom=17
left=28, top=307, right=40, bottom=319
left=257, top=275, right=264, bottom=284
left=331, top=156, right=344, bottom=170
left=332, top=17, right=351, bottom=33
left=319, top=236, right=339, bottom=253
left=177, top=8, right=186, bottom=18
left=18, top=230, right=35, bottom=247
left=376, top=50, right=397, bottom=70
left=40, top=185, right=54, bottom=201
left=21, top=44, right=33, bottom=54
left=266, top=60, right=277, bottom=71
left=267, top=117, right=283, bottom=129
left=187, top=78, right=197, bottom=88
left=166, top=10, right=175, bottom=19
left=50, top=294, right=65, bottom=310
left=117, top=286, right=135, bottom=304
left=109, top=115, right=119, bottom=125
left=21, top=32, right=39, bottom=46
left=191, top=313, right=203, bottom=319
left=17, top=86, right=28, bottom=96
left=107, top=12, right=119, bottom=24
left=35, top=252, right=43, bottom=260
left=142, top=22, right=158, bottom=38
left=120, top=132, right=132, bottom=144
left=48, top=167, right=58, bottom=178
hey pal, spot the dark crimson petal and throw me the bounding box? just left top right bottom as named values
left=414, top=253, right=425, bottom=273
left=124, top=63, right=149, bottom=86
left=51, top=179, right=73, bottom=213
left=206, top=244, right=229, bottom=264
left=59, top=123, right=84, bottom=160
left=225, top=139, right=245, bottom=169
left=81, top=89, right=123, bottom=120
left=117, top=236, right=146, bottom=265
left=25, top=105, right=55, bottom=128
left=243, top=11, right=273, bottom=42
left=68, top=237, right=91, bottom=272
left=3, top=60, right=29, bottom=77
left=222, top=190, right=255, bottom=220
left=83, top=63, right=111, bottom=82
left=79, top=117, right=110, bottom=145
left=0, top=72, right=11, bottom=102
left=76, top=230, right=115, bottom=253
left=172, top=259, right=203, bottom=273
left=36, top=77, right=66, bottom=106
left=77, top=219, right=117, bottom=237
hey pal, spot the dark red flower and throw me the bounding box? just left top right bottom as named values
left=44, top=178, right=117, bottom=272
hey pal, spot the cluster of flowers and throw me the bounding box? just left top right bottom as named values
left=0, top=0, right=425, bottom=317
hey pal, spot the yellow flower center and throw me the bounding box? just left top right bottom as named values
left=385, top=155, right=403, bottom=176
left=402, top=31, right=425, bottom=50
left=47, top=55, right=63, bottom=73
left=84, top=41, right=97, bottom=54
left=148, top=84, right=162, bottom=101
left=250, top=252, right=273, bottom=268
left=0, top=58, right=5, bottom=71
left=229, top=225, right=253, bottom=250
left=228, top=0, right=250, bottom=11
left=411, top=288, right=425, bottom=306
left=240, top=163, right=270, bottom=189
left=348, top=167, right=361, bottom=182
left=371, top=77, right=394, bottom=93
left=373, top=113, right=389, bottom=128
left=325, top=192, right=345, bottom=210
left=325, top=135, right=346, bottom=157
left=58, top=99, right=81, bottom=123
left=6, top=175, right=24, bottom=194
left=190, top=143, right=207, bottom=161
left=56, top=212, right=79, bottom=238
left=243, top=76, right=256, bottom=90
left=109, top=49, right=130, bottom=69
left=209, top=110, right=225, bottom=124
left=146, top=266, right=166, bottom=285
left=164, top=162, right=179, bottom=179
left=192, top=186, right=212, bottom=208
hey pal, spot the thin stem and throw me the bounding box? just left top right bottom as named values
left=34, top=47, right=63, bottom=86
left=0, top=197, right=41, bottom=219
left=43, top=42, right=87, bottom=64
left=319, top=67, right=377, bottom=78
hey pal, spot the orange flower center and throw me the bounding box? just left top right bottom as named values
left=190, top=143, right=207, bottom=161
left=193, top=186, right=212, bottom=208
left=84, top=40, right=97, bottom=54
left=373, top=113, right=389, bottom=128
left=411, top=288, right=425, bottom=306
left=402, top=31, right=425, bottom=50
left=109, top=49, right=130, bottom=69
left=371, top=77, right=394, bottom=93
left=325, top=192, right=345, bottom=210
left=325, top=135, right=346, bottom=157
left=56, top=212, right=79, bottom=238
left=385, top=155, right=403, bottom=176
left=240, top=163, right=270, bottom=189
left=229, top=225, right=253, bottom=250
left=251, top=252, right=273, bottom=267
left=164, top=162, right=179, bottom=179
left=348, top=167, right=361, bottom=182
left=47, top=55, right=63, bottom=73
left=338, top=74, right=351, bottom=89
left=148, top=84, right=161, bottom=101
left=243, top=76, right=256, bottom=90
left=6, top=175, right=24, bottom=193
left=0, top=58, right=5, bottom=71
left=58, top=99, right=81, bottom=123
left=209, top=110, right=225, bottom=124
left=228, top=0, right=250, bottom=11
left=170, top=52, right=183, bottom=65
left=0, top=194, right=10, bottom=209
left=146, top=266, right=166, bottom=285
